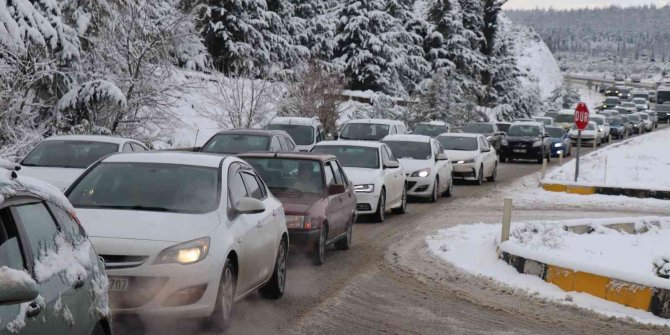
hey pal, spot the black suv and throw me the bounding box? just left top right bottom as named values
left=500, top=122, right=552, bottom=164
left=199, top=129, right=297, bottom=154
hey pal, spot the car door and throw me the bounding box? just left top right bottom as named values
left=333, top=160, right=356, bottom=226
left=432, top=140, right=449, bottom=192
left=326, top=160, right=348, bottom=237
left=380, top=145, right=401, bottom=205
left=322, top=162, right=341, bottom=239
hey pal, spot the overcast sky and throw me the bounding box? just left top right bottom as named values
left=504, top=0, right=667, bottom=10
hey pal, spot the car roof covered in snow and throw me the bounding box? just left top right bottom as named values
left=417, top=121, right=448, bottom=126
left=237, top=152, right=336, bottom=162
left=268, top=117, right=321, bottom=126
left=43, top=135, right=139, bottom=145
left=314, top=140, right=385, bottom=149
left=345, top=119, right=405, bottom=126
left=101, top=152, right=227, bottom=168
left=214, top=128, right=289, bottom=137
left=0, top=159, right=74, bottom=211
left=437, top=133, right=481, bottom=139
left=381, top=134, right=431, bottom=143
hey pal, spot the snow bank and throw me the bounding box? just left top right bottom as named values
left=427, top=222, right=670, bottom=326
left=544, top=128, right=670, bottom=190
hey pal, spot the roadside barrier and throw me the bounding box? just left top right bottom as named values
left=541, top=183, right=670, bottom=200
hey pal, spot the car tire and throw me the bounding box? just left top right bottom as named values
left=487, top=163, right=497, bottom=182
left=335, top=221, right=353, bottom=250
left=391, top=185, right=407, bottom=214
left=210, top=260, right=237, bottom=331
left=430, top=179, right=439, bottom=202
left=91, top=323, right=107, bottom=335
left=372, top=189, right=386, bottom=223
left=259, top=238, right=288, bottom=299
left=475, top=166, right=484, bottom=185
left=443, top=178, right=453, bottom=197
left=312, top=227, right=327, bottom=265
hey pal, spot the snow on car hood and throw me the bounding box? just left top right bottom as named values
left=444, top=150, right=477, bottom=162
left=18, top=166, right=85, bottom=191
left=76, top=208, right=221, bottom=243
left=398, top=158, right=433, bottom=175
left=343, top=167, right=382, bottom=186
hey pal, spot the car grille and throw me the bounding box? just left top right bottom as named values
left=100, top=255, right=149, bottom=270
left=356, top=203, right=372, bottom=211
left=407, top=181, right=417, bottom=190
left=109, top=276, right=169, bottom=309
left=510, top=142, right=530, bottom=149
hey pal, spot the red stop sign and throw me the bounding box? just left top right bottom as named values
left=574, top=102, right=590, bottom=130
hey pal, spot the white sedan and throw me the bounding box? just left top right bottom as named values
left=569, top=121, right=602, bottom=146
left=65, top=152, right=288, bottom=330
left=18, top=135, right=148, bottom=190
left=382, top=135, right=453, bottom=202
left=436, top=133, right=498, bottom=185
left=311, top=140, right=407, bottom=223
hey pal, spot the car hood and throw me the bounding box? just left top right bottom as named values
left=506, top=136, right=542, bottom=143
left=398, top=159, right=433, bottom=174
left=445, top=150, right=477, bottom=162
left=18, top=166, right=85, bottom=191
left=75, top=208, right=221, bottom=243
left=273, top=193, right=321, bottom=215
left=343, top=167, right=382, bottom=185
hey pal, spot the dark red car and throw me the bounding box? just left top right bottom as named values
left=238, top=153, right=357, bottom=265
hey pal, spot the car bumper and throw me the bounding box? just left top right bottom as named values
left=406, top=176, right=435, bottom=197
left=355, top=192, right=380, bottom=215
left=501, top=146, right=543, bottom=158
left=452, top=164, right=477, bottom=180
left=288, top=229, right=321, bottom=253
left=107, top=256, right=224, bottom=318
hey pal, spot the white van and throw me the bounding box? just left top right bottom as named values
left=338, top=119, right=408, bottom=141
left=265, top=117, right=326, bottom=152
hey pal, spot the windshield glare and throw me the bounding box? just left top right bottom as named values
left=438, top=136, right=478, bottom=151
left=22, top=141, right=118, bottom=169
left=546, top=128, right=564, bottom=138
left=202, top=134, right=269, bottom=154
left=383, top=141, right=431, bottom=160
left=413, top=124, right=447, bottom=137
left=507, top=125, right=541, bottom=137
left=463, top=123, right=494, bottom=134
left=265, top=124, right=314, bottom=145
left=67, top=163, right=220, bottom=213
left=340, top=123, right=390, bottom=141
left=311, top=146, right=379, bottom=169
left=245, top=158, right=323, bottom=194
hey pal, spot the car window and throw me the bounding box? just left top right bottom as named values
left=130, top=143, right=147, bottom=152
left=241, top=172, right=264, bottom=200
left=0, top=209, right=25, bottom=270
left=479, top=137, right=488, bottom=150
left=245, top=158, right=324, bottom=194
left=277, top=136, right=288, bottom=151
left=284, top=136, right=295, bottom=151
left=329, top=161, right=344, bottom=185
left=270, top=137, right=282, bottom=152
left=380, top=146, right=391, bottom=164
left=265, top=124, right=314, bottom=146
left=22, top=141, right=119, bottom=169
left=13, top=202, right=59, bottom=255
left=384, top=145, right=397, bottom=162
left=324, top=163, right=336, bottom=186
left=202, top=134, right=270, bottom=154
left=47, top=203, right=85, bottom=242
left=228, top=171, right=248, bottom=213
left=122, top=143, right=133, bottom=152
left=334, top=161, right=349, bottom=185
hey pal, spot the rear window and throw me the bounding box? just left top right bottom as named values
left=554, top=114, right=573, bottom=123
left=496, top=123, right=511, bottom=133
left=340, top=123, right=390, bottom=141
left=507, top=125, right=541, bottom=137
left=383, top=141, right=431, bottom=160
left=413, top=124, right=447, bottom=137
left=546, top=128, right=564, bottom=138
left=67, top=163, right=220, bottom=214
left=202, top=134, right=269, bottom=154
left=22, top=141, right=118, bottom=169
left=437, top=136, right=478, bottom=151
left=463, top=123, right=494, bottom=134
left=245, top=158, right=323, bottom=194
left=265, top=124, right=314, bottom=146
left=312, top=146, right=379, bottom=169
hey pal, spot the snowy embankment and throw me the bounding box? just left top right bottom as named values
left=427, top=218, right=670, bottom=326
left=543, top=128, right=670, bottom=191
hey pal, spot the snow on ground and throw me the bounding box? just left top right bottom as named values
left=427, top=222, right=670, bottom=326
left=543, top=128, right=670, bottom=190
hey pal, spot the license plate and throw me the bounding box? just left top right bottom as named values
left=109, top=277, right=129, bottom=292
left=513, top=149, right=526, bottom=153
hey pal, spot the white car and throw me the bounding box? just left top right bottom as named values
left=569, top=122, right=602, bottom=146
left=382, top=135, right=453, bottom=201
left=436, top=133, right=498, bottom=185
left=265, top=117, right=327, bottom=152
left=635, top=112, right=654, bottom=132
left=532, top=116, right=554, bottom=126
left=65, top=152, right=288, bottom=329
left=337, top=119, right=407, bottom=141
left=311, top=141, right=407, bottom=223
left=412, top=121, right=450, bottom=137
left=18, top=135, right=148, bottom=190
left=632, top=98, right=649, bottom=111
left=589, top=115, right=611, bottom=143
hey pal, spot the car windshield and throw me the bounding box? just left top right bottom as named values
left=413, top=124, right=446, bottom=137
left=605, top=98, right=620, bottom=104
left=265, top=124, right=314, bottom=145
left=463, top=123, right=494, bottom=134
left=245, top=158, right=323, bottom=194
left=609, top=119, right=622, bottom=126
left=496, top=123, right=511, bottom=133
left=311, top=146, right=379, bottom=169
left=591, top=118, right=604, bottom=125
left=622, top=102, right=635, bottom=107
left=554, top=114, right=573, bottom=123
left=507, top=125, right=541, bottom=137
left=638, top=114, right=649, bottom=120
left=67, top=163, right=220, bottom=213
left=533, top=118, right=552, bottom=126
left=437, top=136, right=478, bottom=151
left=383, top=141, right=431, bottom=160
left=546, top=128, right=564, bottom=138
left=340, top=123, right=390, bottom=141
left=632, top=99, right=646, bottom=104
left=629, top=115, right=641, bottom=121
left=201, top=134, right=269, bottom=154
left=22, top=140, right=118, bottom=168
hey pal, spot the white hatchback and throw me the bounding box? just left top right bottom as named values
left=65, top=152, right=288, bottom=330
left=382, top=135, right=453, bottom=202
left=311, top=141, right=407, bottom=223
left=18, top=135, right=148, bottom=190
left=436, top=133, right=498, bottom=185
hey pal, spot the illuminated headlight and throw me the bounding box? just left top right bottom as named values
left=154, top=237, right=210, bottom=265
left=553, top=143, right=562, bottom=148
left=355, top=184, right=374, bottom=193
left=286, top=215, right=311, bottom=229
left=532, top=141, right=543, bottom=147
left=411, top=168, right=431, bottom=178
left=456, top=159, right=476, bottom=164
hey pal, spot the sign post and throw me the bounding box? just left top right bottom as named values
left=574, top=102, right=590, bottom=182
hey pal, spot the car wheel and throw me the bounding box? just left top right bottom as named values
left=210, top=260, right=237, bottom=331
left=443, top=177, right=453, bottom=197
left=487, top=163, right=497, bottom=182
left=372, top=189, right=386, bottom=223
left=475, top=166, right=484, bottom=185
left=259, top=238, right=288, bottom=299
left=391, top=185, right=407, bottom=214
left=312, top=227, right=327, bottom=265
left=429, top=179, right=439, bottom=202
left=335, top=221, right=353, bottom=250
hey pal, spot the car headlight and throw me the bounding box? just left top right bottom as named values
left=553, top=143, right=562, bottom=148
left=456, top=159, right=476, bottom=164
left=532, top=141, right=543, bottom=147
left=411, top=168, right=431, bottom=178
left=154, top=237, right=210, bottom=265
left=286, top=215, right=312, bottom=229
left=355, top=184, right=374, bottom=193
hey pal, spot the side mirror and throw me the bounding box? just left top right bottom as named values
left=328, top=184, right=346, bottom=195
left=436, top=153, right=449, bottom=161
left=384, top=161, right=400, bottom=169
left=0, top=269, right=39, bottom=305
left=235, top=197, right=265, bottom=215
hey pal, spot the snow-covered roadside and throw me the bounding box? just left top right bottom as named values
left=426, top=222, right=670, bottom=326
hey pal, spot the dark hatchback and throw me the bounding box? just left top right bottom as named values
left=500, top=122, right=552, bottom=164
left=239, top=152, right=356, bottom=266
left=199, top=129, right=296, bottom=154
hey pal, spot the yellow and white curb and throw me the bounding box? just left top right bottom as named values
left=541, top=183, right=670, bottom=200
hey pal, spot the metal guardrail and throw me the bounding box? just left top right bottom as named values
left=565, top=74, right=657, bottom=90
